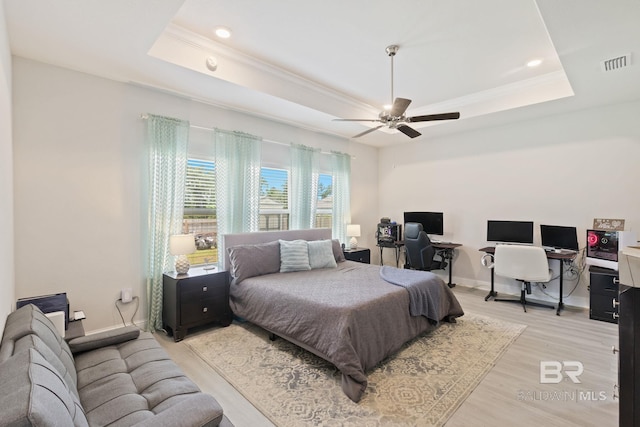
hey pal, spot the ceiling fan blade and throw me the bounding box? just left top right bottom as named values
left=407, top=112, right=461, bottom=122
left=397, top=125, right=421, bottom=138
left=352, top=125, right=384, bottom=138
left=332, top=118, right=382, bottom=122
left=389, top=98, right=412, bottom=117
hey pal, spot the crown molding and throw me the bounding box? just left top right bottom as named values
left=153, top=23, right=379, bottom=118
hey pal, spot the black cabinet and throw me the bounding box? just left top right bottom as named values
left=343, top=248, right=371, bottom=264
left=163, top=267, right=232, bottom=342
left=589, top=266, right=619, bottom=323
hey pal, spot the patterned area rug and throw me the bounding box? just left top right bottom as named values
left=184, top=313, right=526, bottom=426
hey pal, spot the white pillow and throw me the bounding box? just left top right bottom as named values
left=308, top=239, right=338, bottom=269
left=279, top=239, right=311, bottom=272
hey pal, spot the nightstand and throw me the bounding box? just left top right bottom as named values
left=163, top=267, right=232, bottom=342
left=343, top=247, right=371, bottom=264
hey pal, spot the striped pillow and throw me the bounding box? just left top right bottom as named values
left=308, top=239, right=338, bottom=269
left=279, top=239, right=311, bottom=272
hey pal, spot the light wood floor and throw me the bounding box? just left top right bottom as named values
left=157, top=285, right=619, bottom=427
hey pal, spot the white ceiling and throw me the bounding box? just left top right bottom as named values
left=4, top=0, right=640, bottom=147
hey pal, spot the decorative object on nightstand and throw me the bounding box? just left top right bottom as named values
left=347, top=224, right=361, bottom=249
left=169, top=234, right=196, bottom=274
left=163, top=266, right=232, bottom=342
left=343, top=247, right=371, bottom=264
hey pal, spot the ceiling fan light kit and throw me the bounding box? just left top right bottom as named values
left=334, top=45, right=460, bottom=139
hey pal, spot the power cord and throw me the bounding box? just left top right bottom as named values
left=115, top=296, right=140, bottom=329
left=537, top=246, right=587, bottom=300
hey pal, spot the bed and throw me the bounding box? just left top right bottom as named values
left=222, top=228, right=464, bottom=402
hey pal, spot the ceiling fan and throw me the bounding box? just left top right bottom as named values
left=333, top=45, right=460, bottom=139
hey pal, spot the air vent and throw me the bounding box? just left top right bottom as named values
left=601, top=53, right=631, bottom=72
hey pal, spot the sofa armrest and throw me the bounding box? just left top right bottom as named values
left=132, top=393, right=225, bottom=427
left=68, top=325, right=140, bottom=354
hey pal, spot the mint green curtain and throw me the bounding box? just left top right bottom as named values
left=145, top=114, right=189, bottom=331
left=331, top=151, right=351, bottom=244
left=214, top=129, right=262, bottom=260
left=290, top=143, right=320, bottom=229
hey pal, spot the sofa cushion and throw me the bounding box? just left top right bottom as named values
left=0, top=348, right=88, bottom=427
left=68, top=325, right=140, bottom=354
left=1, top=304, right=76, bottom=389
left=74, top=331, right=222, bottom=426
left=13, top=333, right=80, bottom=400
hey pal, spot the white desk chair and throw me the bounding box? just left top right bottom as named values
left=493, top=244, right=555, bottom=312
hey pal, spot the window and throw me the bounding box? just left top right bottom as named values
left=182, top=162, right=332, bottom=264
left=315, top=173, right=332, bottom=228
left=183, top=158, right=217, bottom=265
left=259, top=167, right=289, bottom=231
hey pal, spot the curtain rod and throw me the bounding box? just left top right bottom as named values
left=139, top=114, right=354, bottom=158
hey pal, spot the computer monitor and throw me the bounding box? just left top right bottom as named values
left=540, top=224, right=579, bottom=252
left=403, top=212, right=444, bottom=236
left=487, top=220, right=534, bottom=244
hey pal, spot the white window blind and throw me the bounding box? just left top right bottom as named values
left=260, top=167, right=289, bottom=230
left=184, top=159, right=216, bottom=215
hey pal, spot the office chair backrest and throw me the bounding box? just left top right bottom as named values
left=494, top=244, right=551, bottom=282
left=404, top=222, right=435, bottom=270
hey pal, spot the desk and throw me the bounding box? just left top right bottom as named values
left=381, top=240, right=462, bottom=288
left=479, top=246, right=575, bottom=315
left=433, top=242, right=463, bottom=288
left=377, top=241, right=404, bottom=267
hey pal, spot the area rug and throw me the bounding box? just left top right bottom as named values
left=184, top=313, right=526, bottom=426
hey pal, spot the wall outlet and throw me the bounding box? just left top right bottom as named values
left=121, top=288, right=133, bottom=303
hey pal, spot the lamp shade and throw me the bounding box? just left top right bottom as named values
left=169, top=234, right=196, bottom=256
left=347, top=224, right=361, bottom=237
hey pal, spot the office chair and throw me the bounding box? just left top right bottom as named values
left=493, top=244, right=555, bottom=312
left=404, top=222, right=446, bottom=271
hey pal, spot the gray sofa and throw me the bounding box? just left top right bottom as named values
left=0, top=304, right=232, bottom=427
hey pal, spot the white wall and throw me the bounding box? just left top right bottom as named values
left=0, top=3, right=15, bottom=331
left=12, top=57, right=378, bottom=332
left=379, top=101, right=640, bottom=308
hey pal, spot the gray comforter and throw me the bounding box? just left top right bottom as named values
left=229, top=261, right=464, bottom=402
left=380, top=265, right=445, bottom=322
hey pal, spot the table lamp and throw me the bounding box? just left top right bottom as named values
left=347, top=224, right=361, bottom=249
left=169, top=234, right=196, bottom=274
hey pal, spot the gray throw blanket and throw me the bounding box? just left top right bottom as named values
left=379, top=266, right=443, bottom=323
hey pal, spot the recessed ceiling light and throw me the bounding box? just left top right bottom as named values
left=527, top=59, right=543, bottom=68
left=383, top=104, right=392, bottom=111
left=214, top=26, right=232, bottom=39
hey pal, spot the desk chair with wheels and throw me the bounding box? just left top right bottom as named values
left=493, top=244, right=555, bottom=312
left=404, top=222, right=446, bottom=271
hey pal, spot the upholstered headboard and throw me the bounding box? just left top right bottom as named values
left=222, top=228, right=332, bottom=270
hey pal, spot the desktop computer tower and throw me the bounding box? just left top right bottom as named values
left=377, top=223, right=402, bottom=248
left=586, top=230, right=637, bottom=271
